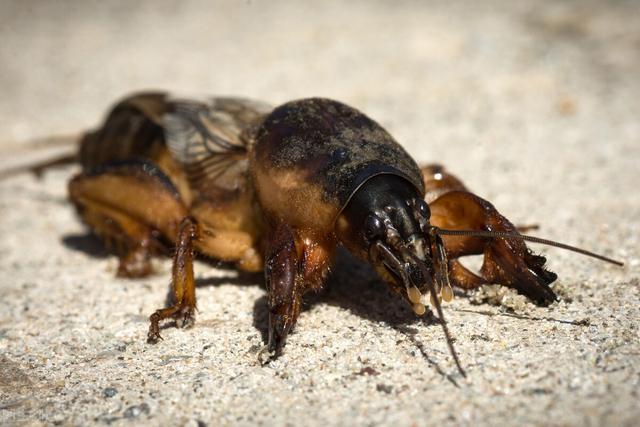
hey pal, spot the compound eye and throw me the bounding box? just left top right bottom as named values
left=364, top=214, right=385, bottom=242
left=415, top=199, right=430, bottom=219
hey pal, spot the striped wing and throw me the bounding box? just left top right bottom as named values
left=164, top=96, right=272, bottom=193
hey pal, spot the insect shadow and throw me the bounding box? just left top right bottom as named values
left=248, top=249, right=435, bottom=352
left=62, top=232, right=450, bottom=372
left=62, top=233, right=112, bottom=258
left=248, top=249, right=457, bottom=380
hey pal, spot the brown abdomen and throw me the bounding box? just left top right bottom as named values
left=79, top=92, right=191, bottom=200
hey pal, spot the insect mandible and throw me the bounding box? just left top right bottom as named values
left=49, top=92, right=623, bottom=374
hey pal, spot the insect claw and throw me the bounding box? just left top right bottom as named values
left=147, top=331, right=163, bottom=344
left=147, top=311, right=165, bottom=343
left=257, top=345, right=277, bottom=366
left=175, top=307, right=196, bottom=329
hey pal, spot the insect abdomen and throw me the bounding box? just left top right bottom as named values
left=79, top=92, right=170, bottom=170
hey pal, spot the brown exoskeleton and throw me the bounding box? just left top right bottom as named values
left=57, top=93, right=622, bottom=374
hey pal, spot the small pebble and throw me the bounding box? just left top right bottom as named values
left=376, top=384, right=393, bottom=394
left=102, top=387, right=117, bottom=398
left=123, top=403, right=150, bottom=419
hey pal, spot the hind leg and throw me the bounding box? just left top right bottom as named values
left=79, top=206, right=159, bottom=277
left=70, top=161, right=265, bottom=341
left=421, top=165, right=557, bottom=304
left=70, top=161, right=188, bottom=276
left=69, top=161, right=201, bottom=339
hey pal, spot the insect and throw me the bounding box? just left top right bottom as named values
left=35, top=92, right=623, bottom=374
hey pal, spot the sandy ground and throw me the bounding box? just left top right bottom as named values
left=1, top=1, right=639, bottom=426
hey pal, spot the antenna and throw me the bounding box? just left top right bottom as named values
left=433, top=228, right=623, bottom=266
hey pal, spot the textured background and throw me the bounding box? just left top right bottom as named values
left=1, top=1, right=639, bottom=426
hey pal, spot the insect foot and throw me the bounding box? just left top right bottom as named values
left=146, top=306, right=196, bottom=344
left=257, top=345, right=277, bottom=366
left=147, top=311, right=164, bottom=344
left=175, top=306, right=196, bottom=329
left=146, top=217, right=198, bottom=343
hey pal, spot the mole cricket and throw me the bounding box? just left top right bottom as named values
left=15, top=92, right=623, bottom=374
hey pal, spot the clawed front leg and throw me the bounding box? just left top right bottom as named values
left=258, top=222, right=334, bottom=363
left=259, top=222, right=303, bottom=362
left=429, top=190, right=557, bottom=304
left=147, top=217, right=198, bottom=343
left=421, top=164, right=558, bottom=304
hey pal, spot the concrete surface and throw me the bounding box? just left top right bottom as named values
left=0, top=1, right=639, bottom=426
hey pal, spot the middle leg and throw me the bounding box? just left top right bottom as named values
left=148, top=217, right=198, bottom=342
